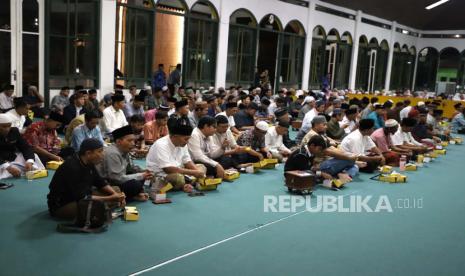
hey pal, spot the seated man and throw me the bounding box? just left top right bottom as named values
left=70, top=110, right=104, bottom=152
left=7, top=97, right=30, bottom=134
left=295, top=100, right=326, bottom=144
left=187, top=116, right=226, bottom=179
left=96, top=125, right=151, bottom=201
left=391, top=117, right=429, bottom=154
left=274, top=108, right=296, bottom=149
left=370, top=119, right=412, bottom=166
left=188, top=101, right=208, bottom=129
left=284, top=135, right=333, bottom=182
left=47, top=138, right=125, bottom=220
left=144, top=111, right=168, bottom=145
left=451, top=108, right=465, bottom=134
left=24, top=85, right=45, bottom=118
left=146, top=117, right=206, bottom=193
left=51, top=86, right=70, bottom=114
left=236, top=121, right=273, bottom=163
left=209, top=115, right=249, bottom=169
left=265, top=120, right=291, bottom=162
left=341, top=119, right=385, bottom=173
left=0, top=84, right=15, bottom=112
left=0, top=114, right=44, bottom=179
left=128, top=114, right=145, bottom=149
left=301, top=115, right=360, bottom=181
left=63, top=92, right=87, bottom=127
left=123, top=94, right=145, bottom=119
left=216, top=102, right=240, bottom=135
left=170, top=99, right=190, bottom=126
left=366, top=103, right=385, bottom=130
left=64, top=114, right=85, bottom=146
left=326, top=108, right=346, bottom=140
left=23, top=111, right=67, bottom=163
left=233, top=102, right=259, bottom=130
left=340, top=106, right=358, bottom=134
left=412, top=108, right=441, bottom=146
left=102, top=94, right=128, bottom=135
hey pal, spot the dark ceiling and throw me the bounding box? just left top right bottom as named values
left=320, top=0, right=465, bottom=30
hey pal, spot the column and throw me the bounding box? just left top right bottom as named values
left=214, top=0, right=229, bottom=89
left=348, top=10, right=362, bottom=90
left=99, top=0, right=117, bottom=98
left=384, top=21, right=397, bottom=92
left=301, top=0, right=316, bottom=91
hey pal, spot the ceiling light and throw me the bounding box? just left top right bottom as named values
left=454, top=34, right=461, bottom=38
left=425, top=0, right=449, bottom=10
left=402, top=30, right=409, bottom=34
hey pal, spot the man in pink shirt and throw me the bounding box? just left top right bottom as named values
left=370, top=119, right=412, bottom=166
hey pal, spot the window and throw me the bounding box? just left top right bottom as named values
left=280, top=34, right=305, bottom=88
left=23, top=0, right=40, bottom=89
left=46, top=0, right=100, bottom=89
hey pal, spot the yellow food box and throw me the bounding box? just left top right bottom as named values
left=46, top=161, right=63, bottom=170
left=454, top=137, right=463, bottom=144
left=124, top=207, right=139, bottom=221
left=441, top=141, right=449, bottom=147
left=417, top=155, right=424, bottom=163
left=262, top=158, right=278, bottom=169
left=379, top=165, right=393, bottom=174
left=379, top=173, right=407, bottom=183
left=332, top=179, right=344, bottom=188
left=159, top=183, right=173, bottom=194
left=224, top=170, right=240, bottom=181
left=32, top=169, right=48, bottom=179
left=434, top=149, right=446, bottom=155
left=405, top=163, right=417, bottom=171
left=427, top=152, right=438, bottom=158
left=197, top=178, right=222, bottom=191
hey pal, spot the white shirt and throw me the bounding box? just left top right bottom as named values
left=265, top=126, right=290, bottom=155
left=187, top=128, right=218, bottom=167
left=217, top=111, right=236, bottom=128
left=391, top=128, right=423, bottom=146
left=267, top=102, right=278, bottom=116
left=102, top=106, right=128, bottom=133
left=168, top=108, right=175, bottom=116
left=341, top=129, right=376, bottom=156
left=146, top=135, right=192, bottom=177
left=0, top=93, right=14, bottom=110
left=76, top=106, right=83, bottom=118
left=210, top=129, right=237, bottom=159
left=340, top=116, right=357, bottom=134
left=301, top=108, right=318, bottom=133
left=6, top=109, right=26, bottom=133
left=399, top=106, right=412, bottom=120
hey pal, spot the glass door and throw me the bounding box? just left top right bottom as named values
left=0, top=1, right=12, bottom=89
left=367, top=49, right=377, bottom=92
left=326, top=43, right=337, bottom=89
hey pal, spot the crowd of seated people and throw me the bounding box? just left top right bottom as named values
left=0, top=82, right=464, bottom=221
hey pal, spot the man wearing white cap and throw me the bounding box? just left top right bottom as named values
left=370, top=119, right=412, bottom=166
left=0, top=114, right=44, bottom=179
left=236, top=121, right=272, bottom=163
left=297, top=96, right=315, bottom=120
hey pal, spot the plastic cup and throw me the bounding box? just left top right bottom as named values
left=26, top=171, right=34, bottom=181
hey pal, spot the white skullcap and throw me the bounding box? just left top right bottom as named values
left=162, top=86, right=168, bottom=91
left=296, top=90, right=304, bottom=97
left=0, top=114, right=13, bottom=124
left=242, top=90, right=249, bottom=95
left=385, top=119, right=398, bottom=128
left=417, top=101, right=425, bottom=107
left=255, top=121, right=269, bottom=132
left=302, top=96, right=315, bottom=105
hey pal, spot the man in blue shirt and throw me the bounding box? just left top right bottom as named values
left=234, top=102, right=259, bottom=130
left=152, top=64, right=166, bottom=90
left=367, top=103, right=386, bottom=130
left=451, top=109, right=465, bottom=134
left=123, top=94, right=145, bottom=119
left=71, top=110, right=105, bottom=151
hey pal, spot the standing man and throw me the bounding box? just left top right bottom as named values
left=152, top=64, right=167, bottom=90
left=167, top=64, right=182, bottom=96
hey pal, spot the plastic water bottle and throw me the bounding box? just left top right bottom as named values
left=399, top=155, right=406, bottom=171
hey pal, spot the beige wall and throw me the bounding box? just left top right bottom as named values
left=153, top=13, right=184, bottom=75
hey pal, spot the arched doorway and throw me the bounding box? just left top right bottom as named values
left=374, top=40, right=389, bottom=91
left=366, top=38, right=379, bottom=92
left=226, top=9, right=257, bottom=88
left=334, top=31, right=352, bottom=89
left=355, top=35, right=369, bottom=91
left=389, top=43, right=402, bottom=91
left=279, top=20, right=306, bottom=89
left=437, top=47, right=461, bottom=94
left=257, top=14, right=282, bottom=90
left=308, top=26, right=326, bottom=90
left=324, top=29, right=340, bottom=90
left=415, top=47, right=439, bottom=91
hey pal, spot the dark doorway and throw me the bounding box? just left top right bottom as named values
left=257, top=30, right=279, bottom=88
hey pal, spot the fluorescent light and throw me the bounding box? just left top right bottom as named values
left=454, top=34, right=461, bottom=38
left=402, top=30, right=409, bottom=34
left=425, top=0, right=449, bottom=10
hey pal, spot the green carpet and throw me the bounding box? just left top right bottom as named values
left=1, top=137, right=465, bottom=276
